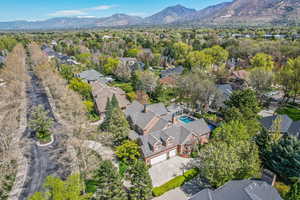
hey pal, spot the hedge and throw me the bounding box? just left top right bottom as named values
left=152, top=168, right=199, bottom=197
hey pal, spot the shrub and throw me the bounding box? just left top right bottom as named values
left=152, top=168, right=199, bottom=197
left=127, top=91, right=137, bottom=102
left=119, top=161, right=129, bottom=177
left=183, top=168, right=199, bottom=181
left=152, top=176, right=185, bottom=197
left=275, top=182, right=290, bottom=198
left=113, top=83, right=134, bottom=93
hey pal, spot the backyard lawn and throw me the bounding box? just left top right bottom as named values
left=276, top=105, right=300, bottom=121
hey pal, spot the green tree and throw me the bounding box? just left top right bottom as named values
left=100, top=98, right=113, bottom=131
left=29, top=174, right=91, bottom=200
left=29, top=105, right=54, bottom=141
left=278, top=57, right=300, bottom=103
left=107, top=107, right=130, bottom=146
left=116, top=140, right=141, bottom=163
left=75, top=53, right=92, bottom=65
left=265, top=136, right=300, bottom=178
left=93, top=160, right=127, bottom=200
left=135, top=70, right=158, bottom=93
left=213, top=120, right=252, bottom=143
left=29, top=192, right=46, bottom=200
left=197, top=140, right=261, bottom=188
left=128, top=161, right=152, bottom=200
left=286, top=180, right=300, bottom=200
left=126, top=48, right=141, bottom=57
left=111, top=94, right=119, bottom=109
left=173, top=42, right=192, bottom=60
left=202, top=45, right=229, bottom=66
left=103, top=57, right=119, bottom=75
left=250, top=53, right=274, bottom=71
left=249, top=68, right=273, bottom=97
left=187, top=51, right=213, bottom=70
left=60, top=64, right=74, bottom=81
left=223, top=89, right=261, bottom=121
left=69, top=78, right=92, bottom=100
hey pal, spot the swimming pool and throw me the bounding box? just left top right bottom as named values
left=179, top=116, right=195, bottom=124
left=208, top=124, right=216, bottom=131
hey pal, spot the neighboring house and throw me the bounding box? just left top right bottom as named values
left=215, top=84, right=233, bottom=107
left=260, top=114, right=300, bottom=140
left=231, top=70, right=249, bottom=81
left=160, top=66, right=184, bottom=78
left=41, top=45, right=80, bottom=65
left=125, top=101, right=212, bottom=165
left=159, top=76, right=176, bottom=87
left=91, top=81, right=130, bottom=116
left=76, top=69, right=105, bottom=84
left=189, top=180, right=282, bottom=200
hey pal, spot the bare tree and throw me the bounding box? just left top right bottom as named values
left=0, top=44, right=27, bottom=198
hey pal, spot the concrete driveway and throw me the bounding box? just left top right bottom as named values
left=153, top=188, right=189, bottom=200
left=149, top=156, right=192, bottom=187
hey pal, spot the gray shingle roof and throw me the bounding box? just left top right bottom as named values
left=140, top=119, right=210, bottom=157
left=260, top=115, right=300, bottom=139
left=132, top=111, right=157, bottom=130
left=148, top=118, right=169, bottom=133
left=288, top=120, right=300, bottom=139
left=189, top=180, right=283, bottom=200
left=160, top=66, right=184, bottom=78
left=146, top=103, right=168, bottom=116
left=77, top=69, right=104, bottom=82
left=183, top=119, right=211, bottom=136
left=125, top=101, right=144, bottom=117
left=217, top=84, right=233, bottom=101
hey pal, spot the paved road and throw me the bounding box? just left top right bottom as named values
left=19, top=66, right=69, bottom=199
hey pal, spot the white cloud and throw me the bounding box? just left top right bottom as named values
left=128, top=12, right=148, bottom=17
left=77, top=16, right=96, bottom=18
left=91, top=5, right=114, bottom=11
left=49, top=10, right=87, bottom=17
left=48, top=5, right=114, bottom=17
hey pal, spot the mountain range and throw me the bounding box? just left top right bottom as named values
left=1, top=0, right=300, bottom=30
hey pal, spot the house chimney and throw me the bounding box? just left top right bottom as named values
left=172, top=114, right=176, bottom=124
left=261, top=169, right=277, bottom=186
left=144, top=104, right=148, bottom=113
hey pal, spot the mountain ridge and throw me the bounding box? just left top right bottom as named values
left=0, top=1, right=299, bottom=30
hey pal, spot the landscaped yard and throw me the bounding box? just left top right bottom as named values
left=276, top=105, right=300, bottom=121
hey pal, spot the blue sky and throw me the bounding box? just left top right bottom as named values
left=0, top=0, right=231, bottom=21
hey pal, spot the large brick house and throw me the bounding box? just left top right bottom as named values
left=125, top=101, right=212, bottom=165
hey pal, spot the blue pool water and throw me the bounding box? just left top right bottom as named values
left=208, top=124, right=216, bottom=131
left=179, top=116, right=195, bottom=124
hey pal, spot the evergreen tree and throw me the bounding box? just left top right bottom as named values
left=128, top=161, right=152, bottom=200
left=94, top=160, right=127, bottom=200
left=111, top=94, right=119, bottom=109
left=265, top=136, right=300, bottom=178
left=222, top=89, right=261, bottom=121
left=286, top=180, right=300, bottom=200
left=100, top=98, right=112, bottom=131
left=107, top=107, right=130, bottom=146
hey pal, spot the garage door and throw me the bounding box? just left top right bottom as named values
left=150, top=153, right=167, bottom=165
left=169, top=149, right=177, bottom=157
